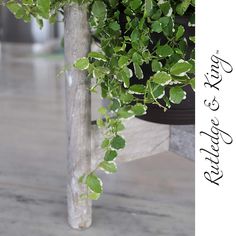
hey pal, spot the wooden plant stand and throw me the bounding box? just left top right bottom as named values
left=64, top=4, right=194, bottom=230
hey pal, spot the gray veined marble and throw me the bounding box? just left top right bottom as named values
left=0, top=44, right=194, bottom=235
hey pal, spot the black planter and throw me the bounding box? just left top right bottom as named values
left=119, top=10, right=195, bottom=125
left=139, top=86, right=195, bottom=125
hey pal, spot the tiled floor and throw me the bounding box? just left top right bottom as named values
left=0, top=48, right=194, bottom=236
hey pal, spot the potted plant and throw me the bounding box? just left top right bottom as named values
left=117, top=1, right=195, bottom=125
left=1, top=0, right=195, bottom=226
left=89, top=0, right=195, bottom=125
left=74, top=0, right=195, bottom=200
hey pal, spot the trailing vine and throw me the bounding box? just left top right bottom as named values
left=1, top=0, right=195, bottom=200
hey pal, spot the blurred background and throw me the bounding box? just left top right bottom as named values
left=0, top=6, right=194, bottom=236
left=0, top=5, right=64, bottom=54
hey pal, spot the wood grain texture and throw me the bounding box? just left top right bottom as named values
left=64, top=4, right=92, bottom=229
left=170, top=125, right=195, bottom=161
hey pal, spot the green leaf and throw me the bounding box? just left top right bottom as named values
left=88, top=52, right=107, bottom=61
left=145, top=0, right=153, bottom=16
left=109, top=98, right=121, bottom=111
left=109, top=21, right=120, bottom=31
left=142, top=51, right=151, bottom=62
left=189, top=36, right=195, bottom=43
left=37, top=0, right=50, bottom=19
left=101, top=83, right=108, bottom=98
left=35, top=17, right=43, bottom=28
left=153, top=71, right=172, bottom=86
left=162, top=16, right=174, bottom=36
left=108, top=0, right=118, bottom=8
left=23, top=12, right=34, bottom=23
left=149, top=84, right=165, bottom=99
left=99, top=161, right=117, bottom=173
left=175, top=48, right=184, bottom=55
left=117, top=67, right=132, bottom=88
left=175, top=25, right=185, bottom=40
left=157, top=44, right=173, bottom=57
left=130, top=0, right=142, bottom=10
left=98, top=107, right=107, bottom=115
left=6, top=2, right=20, bottom=14
left=22, top=0, right=34, bottom=4
left=131, top=103, right=147, bottom=116
left=49, top=13, right=57, bottom=24
left=159, top=16, right=170, bottom=27
left=176, top=0, right=192, bottom=16
left=116, top=122, right=125, bottom=132
left=132, top=52, right=143, bottom=65
left=178, top=38, right=187, bottom=52
left=93, top=67, right=110, bottom=79
left=190, top=78, right=195, bottom=91
left=169, top=86, right=186, bottom=104
left=104, top=149, right=118, bottom=161
left=117, top=108, right=134, bottom=119
left=101, top=138, right=110, bottom=149
left=114, top=43, right=126, bottom=52
left=74, top=57, right=89, bottom=70
left=170, top=60, right=192, bottom=76
left=86, top=174, right=103, bottom=193
left=163, top=96, right=171, bottom=108
left=15, top=7, right=25, bottom=19
left=134, top=63, right=143, bottom=79
left=123, top=66, right=132, bottom=81
left=6, top=2, right=23, bottom=18
left=151, top=9, right=162, bottom=20
left=78, top=174, right=85, bottom=184
left=129, top=84, right=146, bottom=94
left=139, top=17, right=145, bottom=30
left=151, top=60, right=162, bottom=72
left=131, top=28, right=139, bottom=42
left=87, top=192, right=101, bottom=200
left=111, top=135, right=126, bottom=150
left=92, top=1, right=107, bottom=19
left=120, top=93, right=134, bottom=104
left=97, top=118, right=105, bottom=128
left=151, top=21, right=162, bottom=33
left=188, top=59, right=195, bottom=73
left=159, top=2, right=172, bottom=16
left=118, top=56, right=129, bottom=68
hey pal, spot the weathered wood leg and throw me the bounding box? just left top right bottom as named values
left=169, top=125, right=195, bottom=161
left=64, top=3, right=92, bottom=229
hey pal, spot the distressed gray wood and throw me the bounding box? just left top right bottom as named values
left=64, top=4, right=92, bottom=229
left=170, top=125, right=195, bottom=161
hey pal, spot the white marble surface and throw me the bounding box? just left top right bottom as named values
left=0, top=49, right=194, bottom=235
left=0, top=153, right=194, bottom=236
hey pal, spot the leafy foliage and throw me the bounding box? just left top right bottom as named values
left=1, top=0, right=195, bottom=200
